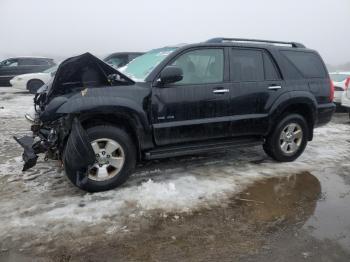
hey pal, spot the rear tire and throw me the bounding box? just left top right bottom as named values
left=64, top=125, right=136, bottom=192
left=263, top=114, right=308, bottom=162
left=27, top=79, right=44, bottom=94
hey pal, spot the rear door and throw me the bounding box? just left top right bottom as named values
left=152, top=47, right=233, bottom=146
left=229, top=48, right=284, bottom=136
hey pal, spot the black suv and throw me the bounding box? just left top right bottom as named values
left=15, top=38, right=335, bottom=192
left=0, top=57, right=55, bottom=86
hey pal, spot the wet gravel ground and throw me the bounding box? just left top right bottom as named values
left=0, top=88, right=350, bottom=262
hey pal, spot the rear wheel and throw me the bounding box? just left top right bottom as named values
left=64, top=125, right=136, bottom=192
left=263, top=114, right=308, bottom=162
left=27, top=79, right=44, bottom=94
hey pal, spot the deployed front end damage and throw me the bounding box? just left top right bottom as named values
left=14, top=117, right=95, bottom=174
left=63, top=118, right=96, bottom=186
left=13, top=52, right=134, bottom=177
left=13, top=136, right=38, bottom=171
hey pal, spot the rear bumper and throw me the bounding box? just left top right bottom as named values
left=315, top=103, right=336, bottom=127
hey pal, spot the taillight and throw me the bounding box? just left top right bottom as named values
left=329, top=79, right=335, bottom=102
left=345, top=77, right=350, bottom=90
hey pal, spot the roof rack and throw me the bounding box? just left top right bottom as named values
left=205, top=38, right=305, bottom=48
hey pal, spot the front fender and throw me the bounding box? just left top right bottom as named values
left=56, top=96, right=150, bottom=131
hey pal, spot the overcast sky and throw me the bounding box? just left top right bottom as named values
left=1, top=0, right=349, bottom=65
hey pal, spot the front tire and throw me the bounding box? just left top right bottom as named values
left=64, top=125, right=136, bottom=192
left=263, top=114, right=308, bottom=162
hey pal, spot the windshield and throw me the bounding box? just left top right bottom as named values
left=122, top=47, right=177, bottom=81
left=43, top=65, right=58, bottom=73
left=330, top=73, right=350, bottom=82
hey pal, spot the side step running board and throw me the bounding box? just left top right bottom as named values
left=144, top=137, right=264, bottom=160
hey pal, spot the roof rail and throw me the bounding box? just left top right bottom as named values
left=205, top=38, right=305, bottom=48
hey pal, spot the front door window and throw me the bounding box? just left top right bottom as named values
left=171, top=49, right=224, bottom=85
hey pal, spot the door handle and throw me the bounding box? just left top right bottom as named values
left=268, top=85, right=282, bottom=90
left=213, top=88, right=230, bottom=94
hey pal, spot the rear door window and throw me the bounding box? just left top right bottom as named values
left=281, top=51, right=327, bottom=78
left=231, top=49, right=264, bottom=82
left=35, top=59, right=50, bottom=66
left=19, top=59, right=41, bottom=66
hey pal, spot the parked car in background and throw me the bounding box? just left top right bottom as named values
left=341, top=82, right=350, bottom=118
left=10, top=65, right=58, bottom=94
left=103, top=52, right=144, bottom=68
left=329, top=72, right=350, bottom=106
left=0, top=57, right=55, bottom=86
left=14, top=38, right=335, bottom=192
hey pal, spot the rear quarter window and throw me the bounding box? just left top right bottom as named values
left=263, top=52, right=281, bottom=80
left=281, top=51, right=327, bottom=78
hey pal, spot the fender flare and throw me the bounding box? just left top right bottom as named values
left=56, top=96, right=151, bottom=132
left=268, top=91, right=317, bottom=139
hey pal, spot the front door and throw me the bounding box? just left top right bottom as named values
left=152, top=48, right=232, bottom=146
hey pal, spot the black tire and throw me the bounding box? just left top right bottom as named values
left=27, top=79, right=44, bottom=94
left=64, top=125, right=136, bottom=192
left=263, top=114, right=308, bottom=162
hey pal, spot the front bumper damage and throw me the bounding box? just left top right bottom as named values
left=14, top=118, right=95, bottom=175
left=13, top=52, right=127, bottom=179
left=13, top=136, right=38, bottom=171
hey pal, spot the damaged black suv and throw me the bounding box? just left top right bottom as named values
left=15, top=38, right=335, bottom=192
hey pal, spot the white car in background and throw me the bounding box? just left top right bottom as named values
left=329, top=72, right=350, bottom=105
left=10, top=65, right=58, bottom=94
left=341, top=83, right=350, bottom=118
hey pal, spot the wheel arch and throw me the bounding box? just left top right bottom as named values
left=269, top=92, right=317, bottom=141
left=78, top=111, right=152, bottom=161
left=26, top=78, right=44, bottom=90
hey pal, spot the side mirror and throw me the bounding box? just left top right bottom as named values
left=159, top=66, right=183, bottom=85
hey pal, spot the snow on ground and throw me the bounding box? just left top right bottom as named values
left=0, top=87, right=349, bottom=252
left=0, top=87, right=33, bottom=118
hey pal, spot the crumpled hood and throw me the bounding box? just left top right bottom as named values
left=46, top=52, right=134, bottom=99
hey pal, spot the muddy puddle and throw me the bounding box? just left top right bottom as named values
left=304, top=168, right=350, bottom=251
left=234, top=171, right=320, bottom=227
